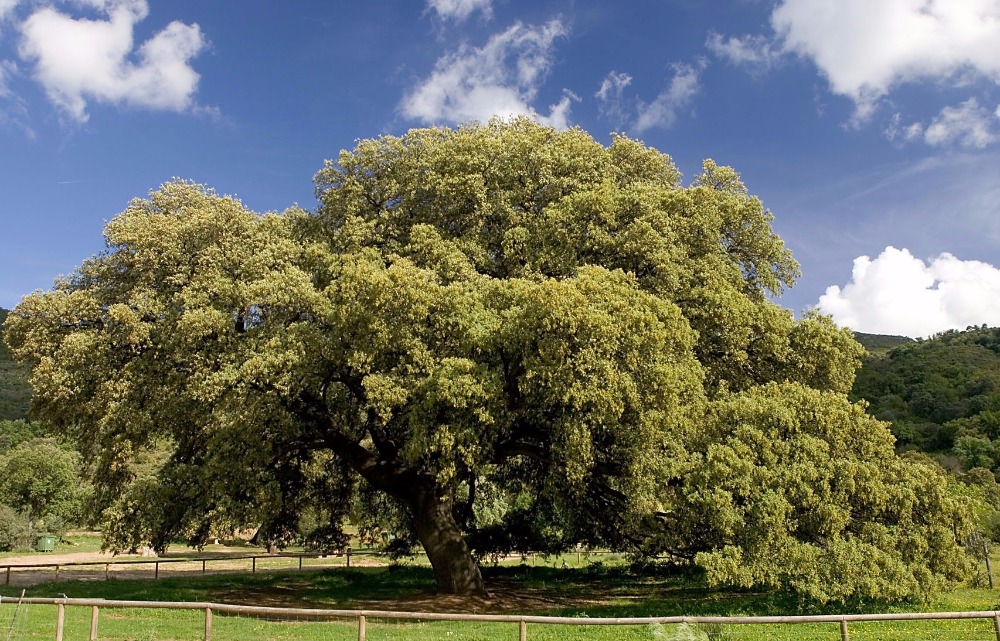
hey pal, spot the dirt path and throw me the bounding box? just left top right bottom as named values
left=0, top=548, right=384, bottom=588
left=2, top=550, right=129, bottom=567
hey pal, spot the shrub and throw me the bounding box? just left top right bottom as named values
left=0, top=502, right=33, bottom=551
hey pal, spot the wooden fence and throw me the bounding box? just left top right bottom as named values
left=3, top=596, right=1000, bottom=641
left=0, top=550, right=363, bottom=586
left=0, top=548, right=608, bottom=586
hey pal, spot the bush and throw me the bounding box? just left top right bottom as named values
left=0, top=503, right=33, bottom=551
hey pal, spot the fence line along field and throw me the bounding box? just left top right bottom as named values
left=6, top=555, right=1000, bottom=641
left=5, top=596, right=1000, bottom=641
left=0, top=546, right=619, bottom=588
left=0, top=550, right=380, bottom=587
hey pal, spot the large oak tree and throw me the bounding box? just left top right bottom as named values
left=4, top=119, right=971, bottom=598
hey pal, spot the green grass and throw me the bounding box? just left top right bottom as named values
left=4, top=562, right=1000, bottom=640
left=0, top=532, right=104, bottom=561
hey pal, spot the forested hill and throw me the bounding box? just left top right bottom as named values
left=853, top=332, right=914, bottom=355
left=851, top=325, right=1000, bottom=470
left=0, top=307, right=32, bottom=420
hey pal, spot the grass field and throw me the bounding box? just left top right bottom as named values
left=4, top=559, right=1000, bottom=640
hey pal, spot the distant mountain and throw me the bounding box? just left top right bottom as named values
left=853, top=332, right=914, bottom=355
left=851, top=325, right=1000, bottom=468
left=0, top=307, right=32, bottom=420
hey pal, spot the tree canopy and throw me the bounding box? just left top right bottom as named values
left=4, top=118, right=972, bottom=600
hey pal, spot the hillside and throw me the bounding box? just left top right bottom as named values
left=0, top=307, right=32, bottom=420
left=853, top=331, right=914, bottom=355
left=851, top=325, right=1000, bottom=469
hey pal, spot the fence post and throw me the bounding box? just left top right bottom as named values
left=993, top=613, right=1000, bottom=641
left=358, top=614, right=366, bottom=641
left=519, top=619, right=527, bottom=641
left=346, top=549, right=351, bottom=568
left=252, top=557, right=256, bottom=574
left=204, top=607, right=213, bottom=641
left=299, top=556, right=303, bottom=570
left=105, top=563, right=109, bottom=581
left=4, top=567, right=9, bottom=585
left=986, top=540, right=995, bottom=590
left=56, top=603, right=65, bottom=641
left=90, top=605, right=99, bottom=641
left=202, top=559, right=206, bottom=575
left=840, top=618, right=849, bottom=641
left=154, top=561, right=159, bottom=580
left=55, top=565, right=60, bottom=580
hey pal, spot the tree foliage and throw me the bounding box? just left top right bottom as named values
left=4, top=119, right=969, bottom=600
left=0, top=437, right=90, bottom=533
left=661, top=383, right=971, bottom=602
left=0, top=308, right=32, bottom=420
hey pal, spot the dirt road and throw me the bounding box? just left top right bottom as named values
left=0, top=549, right=370, bottom=588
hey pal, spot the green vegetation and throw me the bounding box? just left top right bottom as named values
left=3, top=119, right=974, bottom=601
left=852, top=325, right=1000, bottom=462
left=0, top=427, right=92, bottom=550
left=0, top=307, right=31, bottom=420
left=853, top=332, right=913, bottom=356
left=0, top=328, right=91, bottom=549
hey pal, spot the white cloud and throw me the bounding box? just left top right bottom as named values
left=635, top=60, right=704, bottom=133
left=706, top=32, right=781, bottom=70
left=536, top=90, right=578, bottom=130
left=817, top=246, right=1000, bottom=337
left=594, top=70, right=631, bottom=127
left=595, top=70, right=631, bottom=102
left=0, top=0, right=18, bottom=23
left=885, top=99, right=1000, bottom=148
left=426, top=0, right=491, bottom=22
left=924, top=98, right=1000, bottom=148
left=772, top=0, right=1000, bottom=122
left=17, top=0, right=206, bottom=122
left=884, top=112, right=923, bottom=143
left=400, top=20, right=572, bottom=127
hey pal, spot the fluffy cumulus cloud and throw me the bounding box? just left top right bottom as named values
left=400, top=19, right=573, bottom=127
left=634, top=60, right=704, bottom=133
left=773, top=0, right=1000, bottom=121
left=425, top=0, right=491, bottom=22
left=16, top=0, right=206, bottom=122
left=817, top=246, right=1000, bottom=337
left=711, top=0, right=1000, bottom=125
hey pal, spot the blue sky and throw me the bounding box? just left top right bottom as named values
left=2, top=0, right=1000, bottom=337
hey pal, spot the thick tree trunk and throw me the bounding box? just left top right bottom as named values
left=322, top=428, right=485, bottom=595
left=412, top=486, right=486, bottom=596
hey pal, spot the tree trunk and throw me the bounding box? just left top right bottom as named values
left=322, top=429, right=485, bottom=595
left=412, top=486, right=486, bottom=596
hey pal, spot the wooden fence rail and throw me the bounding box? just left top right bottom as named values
left=0, top=548, right=614, bottom=586
left=4, top=596, right=1000, bottom=641
left=0, top=550, right=370, bottom=585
